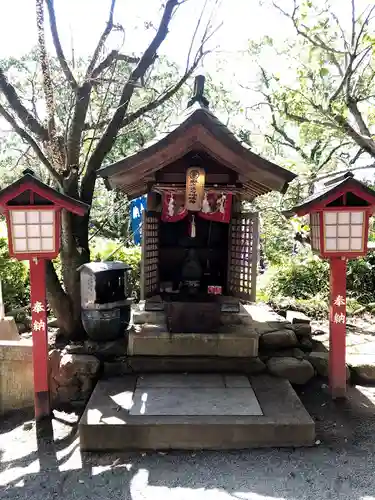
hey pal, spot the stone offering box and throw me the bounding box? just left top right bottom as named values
left=78, top=261, right=133, bottom=342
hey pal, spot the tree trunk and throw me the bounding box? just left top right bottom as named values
left=46, top=210, right=90, bottom=340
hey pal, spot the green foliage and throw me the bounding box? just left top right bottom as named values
left=266, top=253, right=329, bottom=300
left=263, top=247, right=375, bottom=318
left=0, top=238, right=29, bottom=312
left=91, top=239, right=142, bottom=302
left=347, top=253, right=375, bottom=304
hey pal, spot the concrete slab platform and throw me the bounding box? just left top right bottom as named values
left=130, top=387, right=263, bottom=416
left=79, top=374, right=315, bottom=450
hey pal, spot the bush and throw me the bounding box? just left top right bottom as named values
left=347, top=253, right=375, bottom=304
left=107, top=247, right=141, bottom=302
left=266, top=253, right=329, bottom=301
left=0, top=238, right=29, bottom=312
left=263, top=249, right=375, bottom=318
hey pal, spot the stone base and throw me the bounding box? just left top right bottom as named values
left=133, top=301, right=251, bottom=327
left=128, top=325, right=259, bottom=357
left=0, top=317, right=20, bottom=341
left=0, top=339, right=34, bottom=415
left=79, top=373, right=315, bottom=450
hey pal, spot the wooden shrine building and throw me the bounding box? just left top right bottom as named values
left=99, top=76, right=296, bottom=332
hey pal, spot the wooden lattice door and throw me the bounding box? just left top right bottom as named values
left=140, top=211, right=159, bottom=299
left=227, top=212, right=259, bottom=302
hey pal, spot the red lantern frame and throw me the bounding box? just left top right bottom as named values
left=0, top=170, right=88, bottom=421
left=291, top=172, right=375, bottom=399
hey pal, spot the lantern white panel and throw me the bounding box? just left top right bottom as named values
left=27, top=211, right=40, bottom=223
left=325, top=225, right=337, bottom=237
left=338, top=238, right=350, bottom=250
left=351, top=211, right=364, bottom=224
left=28, top=238, right=41, bottom=251
left=13, top=225, right=26, bottom=238
left=41, top=238, right=54, bottom=251
left=11, top=211, right=26, bottom=224
left=338, top=212, right=350, bottom=224
left=14, top=238, right=27, bottom=251
left=351, top=238, right=362, bottom=250
left=40, top=211, right=54, bottom=223
left=351, top=225, right=363, bottom=237
left=326, top=238, right=337, bottom=250
left=27, top=224, right=40, bottom=238
left=325, top=212, right=337, bottom=225
left=41, top=224, right=53, bottom=237
left=338, top=225, right=350, bottom=237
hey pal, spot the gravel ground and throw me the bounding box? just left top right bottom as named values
left=1, top=378, right=375, bottom=500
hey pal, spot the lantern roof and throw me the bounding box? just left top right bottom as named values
left=291, top=172, right=375, bottom=216
left=0, top=169, right=89, bottom=215
left=98, top=75, right=296, bottom=201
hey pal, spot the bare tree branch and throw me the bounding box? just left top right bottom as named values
left=318, top=142, right=351, bottom=170
left=81, top=0, right=185, bottom=205
left=347, top=96, right=372, bottom=138
left=0, top=104, right=62, bottom=185
left=86, top=0, right=117, bottom=78
left=273, top=1, right=346, bottom=55
left=333, top=110, right=375, bottom=156
left=349, top=147, right=364, bottom=164
left=36, top=0, right=57, bottom=138
left=92, top=50, right=139, bottom=79
left=120, top=55, right=204, bottom=130
left=0, top=68, right=48, bottom=140
left=315, top=163, right=375, bottom=182
left=45, top=0, right=77, bottom=90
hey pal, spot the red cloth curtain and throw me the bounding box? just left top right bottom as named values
left=198, top=192, right=232, bottom=223
left=161, top=191, right=232, bottom=223
left=161, top=192, right=188, bottom=222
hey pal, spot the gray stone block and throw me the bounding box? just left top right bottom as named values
left=286, top=311, right=310, bottom=324
left=260, top=329, right=298, bottom=349
left=293, top=323, right=312, bottom=337
left=267, top=357, right=314, bottom=385
left=79, top=375, right=315, bottom=450
left=130, top=387, right=263, bottom=416
left=224, top=375, right=251, bottom=388
left=128, top=331, right=258, bottom=357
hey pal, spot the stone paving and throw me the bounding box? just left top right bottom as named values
left=130, top=374, right=263, bottom=416
left=1, top=379, right=375, bottom=500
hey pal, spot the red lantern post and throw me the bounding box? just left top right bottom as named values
left=291, top=172, right=375, bottom=399
left=329, top=257, right=347, bottom=398
left=0, top=170, right=88, bottom=420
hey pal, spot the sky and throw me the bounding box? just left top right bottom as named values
left=0, top=0, right=290, bottom=97
left=0, top=0, right=373, bottom=180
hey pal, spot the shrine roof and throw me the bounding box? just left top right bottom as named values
left=98, top=77, right=296, bottom=201
left=291, top=172, right=375, bottom=216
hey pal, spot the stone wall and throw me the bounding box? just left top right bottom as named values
left=0, top=339, right=34, bottom=415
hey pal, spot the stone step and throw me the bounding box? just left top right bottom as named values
left=103, top=356, right=266, bottom=377
left=127, top=325, right=259, bottom=357
left=79, top=374, right=315, bottom=450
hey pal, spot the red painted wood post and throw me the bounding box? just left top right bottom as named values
left=29, top=257, right=51, bottom=420
left=329, top=257, right=347, bottom=399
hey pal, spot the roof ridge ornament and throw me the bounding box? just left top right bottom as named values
left=187, top=75, right=210, bottom=109
left=324, top=171, right=354, bottom=187
left=22, top=168, right=36, bottom=176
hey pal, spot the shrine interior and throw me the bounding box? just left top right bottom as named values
left=159, top=215, right=229, bottom=301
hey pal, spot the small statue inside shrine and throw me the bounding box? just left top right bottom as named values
left=180, top=248, right=202, bottom=295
